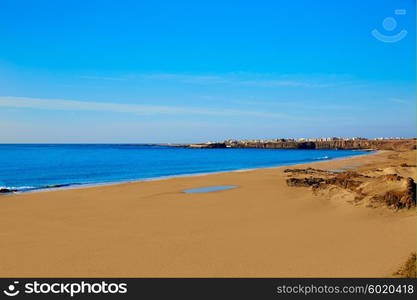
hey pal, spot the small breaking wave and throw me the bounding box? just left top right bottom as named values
left=314, top=156, right=330, bottom=160
left=0, top=186, right=35, bottom=191
left=0, top=183, right=81, bottom=194
left=0, top=186, right=36, bottom=194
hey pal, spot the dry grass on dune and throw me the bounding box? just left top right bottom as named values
left=394, top=253, right=416, bottom=278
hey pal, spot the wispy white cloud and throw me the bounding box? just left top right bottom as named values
left=137, top=73, right=332, bottom=88
left=387, top=98, right=411, bottom=104
left=0, top=96, right=308, bottom=120
left=79, top=75, right=127, bottom=81
left=79, top=72, right=337, bottom=88
left=138, top=73, right=228, bottom=84
left=231, top=98, right=367, bottom=111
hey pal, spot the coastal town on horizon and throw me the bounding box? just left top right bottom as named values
left=223, top=136, right=415, bottom=144
left=172, top=136, right=416, bottom=150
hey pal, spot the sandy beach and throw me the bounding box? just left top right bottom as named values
left=0, top=150, right=415, bottom=277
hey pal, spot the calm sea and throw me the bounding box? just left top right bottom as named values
left=0, top=144, right=369, bottom=192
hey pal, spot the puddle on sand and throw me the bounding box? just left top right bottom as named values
left=183, top=185, right=237, bottom=193
left=329, top=169, right=346, bottom=173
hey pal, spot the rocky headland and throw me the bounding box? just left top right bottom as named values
left=174, top=138, right=416, bottom=151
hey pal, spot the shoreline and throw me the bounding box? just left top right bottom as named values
left=0, top=149, right=414, bottom=277
left=1, top=150, right=376, bottom=195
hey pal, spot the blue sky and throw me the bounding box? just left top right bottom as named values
left=0, top=0, right=415, bottom=143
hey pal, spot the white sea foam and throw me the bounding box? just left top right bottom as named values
left=0, top=186, right=35, bottom=190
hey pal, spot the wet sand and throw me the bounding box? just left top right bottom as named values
left=0, top=150, right=415, bottom=277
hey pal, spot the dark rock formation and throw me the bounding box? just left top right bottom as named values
left=284, top=168, right=331, bottom=175
left=286, top=177, right=325, bottom=188
left=374, top=177, right=416, bottom=209
left=0, top=188, right=17, bottom=194
left=400, top=163, right=417, bottom=167
left=380, top=174, right=403, bottom=182
left=324, top=172, right=365, bottom=191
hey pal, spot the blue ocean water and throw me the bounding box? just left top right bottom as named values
left=0, top=144, right=370, bottom=192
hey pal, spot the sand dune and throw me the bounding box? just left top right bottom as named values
left=0, top=150, right=415, bottom=277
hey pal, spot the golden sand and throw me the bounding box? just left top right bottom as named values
left=0, top=150, right=415, bottom=277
